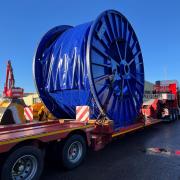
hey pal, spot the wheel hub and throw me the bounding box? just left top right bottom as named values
left=18, top=164, right=25, bottom=172
left=12, top=155, right=38, bottom=180
left=68, top=141, right=83, bottom=163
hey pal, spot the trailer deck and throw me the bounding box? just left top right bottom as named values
left=112, top=118, right=162, bottom=138
left=0, top=120, right=94, bottom=153
left=0, top=117, right=163, bottom=154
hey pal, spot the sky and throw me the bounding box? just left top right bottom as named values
left=0, top=0, right=179, bottom=93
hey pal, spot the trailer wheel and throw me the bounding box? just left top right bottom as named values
left=1, top=146, right=43, bottom=180
left=60, top=134, right=86, bottom=169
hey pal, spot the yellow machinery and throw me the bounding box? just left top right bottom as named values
left=31, top=102, right=56, bottom=121
left=0, top=61, right=56, bottom=125
left=0, top=98, right=26, bottom=125
left=0, top=99, right=56, bottom=125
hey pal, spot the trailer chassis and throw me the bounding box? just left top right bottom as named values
left=0, top=117, right=162, bottom=179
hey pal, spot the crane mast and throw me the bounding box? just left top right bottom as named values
left=3, top=60, right=24, bottom=98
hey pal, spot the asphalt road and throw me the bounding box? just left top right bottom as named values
left=41, top=120, right=180, bottom=180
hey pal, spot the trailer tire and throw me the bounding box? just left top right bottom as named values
left=60, top=134, right=86, bottom=170
left=1, top=146, right=43, bottom=180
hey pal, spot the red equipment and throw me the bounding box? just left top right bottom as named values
left=3, top=60, right=24, bottom=98
left=142, top=80, right=179, bottom=120
left=153, top=81, right=179, bottom=111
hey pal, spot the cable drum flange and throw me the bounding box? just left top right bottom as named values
left=33, top=25, right=73, bottom=117
left=33, top=9, right=144, bottom=129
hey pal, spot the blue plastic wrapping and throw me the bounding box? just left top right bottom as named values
left=40, top=23, right=99, bottom=118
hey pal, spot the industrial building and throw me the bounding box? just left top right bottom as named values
left=23, top=93, right=40, bottom=106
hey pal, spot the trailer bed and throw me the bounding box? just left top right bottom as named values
left=0, top=120, right=94, bottom=153
left=0, top=117, right=163, bottom=154
left=112, top=118, right=162, bottom=138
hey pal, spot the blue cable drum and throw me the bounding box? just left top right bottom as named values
left=33, top=10, right=144, bottom=130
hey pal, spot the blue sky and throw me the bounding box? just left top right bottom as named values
left=0, top=0, right=179, bottom=93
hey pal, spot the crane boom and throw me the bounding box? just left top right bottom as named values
left=3, top=60, right=24, bottom=98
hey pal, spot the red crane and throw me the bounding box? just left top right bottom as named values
left=3, top=60, right=24, bottom=98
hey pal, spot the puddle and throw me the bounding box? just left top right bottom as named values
left=143, top=147, right=180, bottom=157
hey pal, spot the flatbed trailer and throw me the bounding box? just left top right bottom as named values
left=0, top=117, right=162, bottom=180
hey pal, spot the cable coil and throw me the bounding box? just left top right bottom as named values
left=33, top=10, right=144, bottom=129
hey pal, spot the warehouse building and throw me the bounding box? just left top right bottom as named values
left=23, top=93, right=40, bottom=106
left=144, top=80, right=154, bottom=93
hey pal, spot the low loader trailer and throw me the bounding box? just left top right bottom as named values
left=0, top=115, right=162, bottom=180
left=0, top=76, right=179, bottom=179
left=0, top=79, right=178, bottom=179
